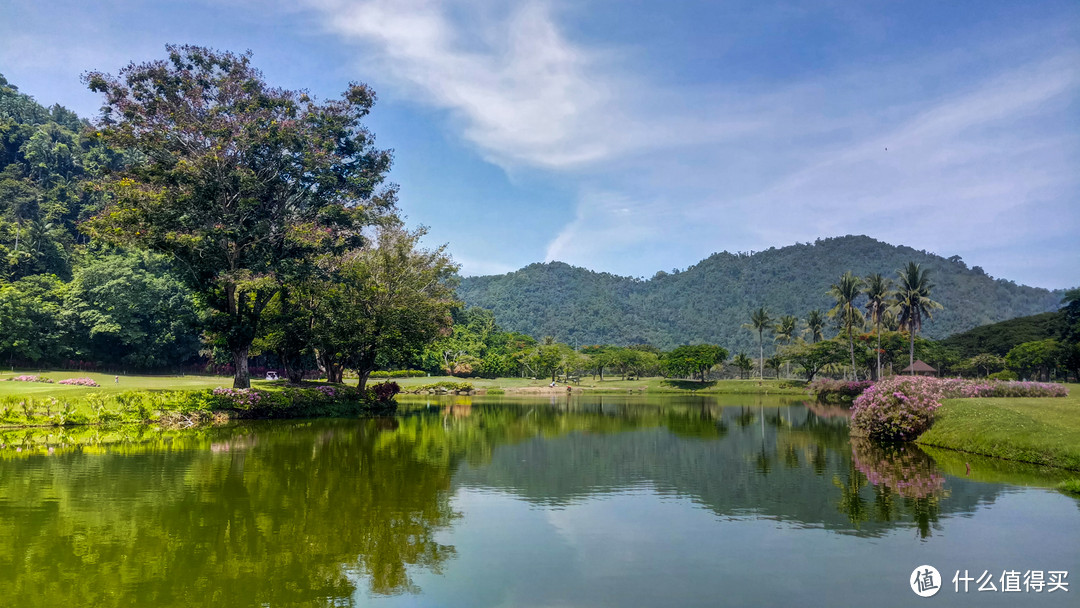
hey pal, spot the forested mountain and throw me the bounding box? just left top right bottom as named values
left=457, top=236, right=1066, bottom=351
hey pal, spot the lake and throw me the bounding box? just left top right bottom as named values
left=1, top=394, right=1076, bottom=606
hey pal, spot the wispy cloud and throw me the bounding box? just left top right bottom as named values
left=307, top=0, right=628, bottom=168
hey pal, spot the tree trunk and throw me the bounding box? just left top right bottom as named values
left=357, top=370, right=371, bottom=393
left=909, top=328, right=915, bottom=372
left=848, top=328, right=858, bottom=381
left=232, top=345, right=251, bottom=389
left=758, top=331, right=764, bottom=380
left=875, top=322, right=882, bottom=381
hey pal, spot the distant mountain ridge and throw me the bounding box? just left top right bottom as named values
left=456, top=235, right=1065, bottom=351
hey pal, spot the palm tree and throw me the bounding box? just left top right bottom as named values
left=805, top=309, right=825, bottom=343
left=863, top=273, right=892, bottom=380
left=827, top=271, right=865, bottom=380
left=744, top=307, right=772, bottom=380
left=891, top=262, right=943, bottom=370
left=774, top=315, right=797, bottom=378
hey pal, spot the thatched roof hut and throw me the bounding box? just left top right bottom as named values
left=900, top=360, right=937, bottom=376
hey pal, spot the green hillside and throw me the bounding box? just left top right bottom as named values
left=939, top=311, right=1067, bottom=357
left=457, top=236, right=1065, bottom=351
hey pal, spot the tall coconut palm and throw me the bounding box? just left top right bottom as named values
left=743, top=307, right=772, bottom=380
left=805, top=309, right=825, bottom=343
left=891, top=262, right=943, bottom=371
left=863, top=273, right=892, bottom=380
left=827, top=271, right=865, bottom=380
left=774, top=315, right=797, bottom=378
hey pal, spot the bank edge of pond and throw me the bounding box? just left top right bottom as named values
left=915, top=394, right=1080, bottom=473
left=0, top=383, right=397, bottom=431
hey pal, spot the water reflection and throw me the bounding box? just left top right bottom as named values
left=0, top=395, right=1074, bottom=606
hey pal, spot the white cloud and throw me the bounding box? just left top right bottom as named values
left=306, top=0, right=626, bottom=168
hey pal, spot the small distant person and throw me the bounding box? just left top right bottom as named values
left=114, top=375, right=119, bottom=384
left=566, top=385, right=572, bottom=393
left=550, top=381, right=556, bottom=388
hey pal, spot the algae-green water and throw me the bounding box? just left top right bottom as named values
left=1, top=395, right=1076, bottom=606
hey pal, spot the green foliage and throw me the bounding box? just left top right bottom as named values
left=731, top=352, right=754, bottom=379
left=62, top=250, right=201, bottom=367
left=787, top=340, right=847, bottom=382
left=939, top=311, right=1067, bottom=357
left=661, top=344, right=728, bottom=382
left=406, top=381, right=474, bottom=393
left=457, top=236, right=1058, bottom=351
left=1004, top=339, right=1066, bottom=381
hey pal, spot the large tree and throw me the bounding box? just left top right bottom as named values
left=306, top=225, right=457, bottom=390
left=663, top=344, right=728, bottom=382
left=892, top=262, right=943, bottom=370
left=863, top=273, right=892, bottom=380
left=83, top=45, right=395, bottom=387
left=827, top=271, right=864, bottom=380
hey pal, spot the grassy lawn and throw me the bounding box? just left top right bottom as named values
left=392, top=375, right=807, bottom=395
left=0, top=371, right=279, bottom=426
left=0, top=371, right=269, bottom=398
left=917, top=384, right=1080, bottom=471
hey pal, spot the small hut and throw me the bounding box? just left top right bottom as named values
left=901, top=360, right=937, bottom=376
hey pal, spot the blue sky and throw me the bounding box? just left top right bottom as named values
left=1, top=0, right=1077, bottom=288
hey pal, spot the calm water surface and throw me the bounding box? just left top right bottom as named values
left=1, top=394, right=1077, bottom=607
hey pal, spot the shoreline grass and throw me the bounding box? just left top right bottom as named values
left=916, top=385, right=1080, bottom=471
left=392, top=375, right=808, bottom=395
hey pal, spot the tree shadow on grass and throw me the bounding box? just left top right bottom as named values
left=661, top=379, right=717, bottom=391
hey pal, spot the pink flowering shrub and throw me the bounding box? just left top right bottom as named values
left=58, top=377, right=100, bottom=387
left=850, top=376, right=945, bottom=441
left=851, top=438, right=945, bottom=499
left=809, top=379, right=874, bottom=401
left=7, top=375, right=53, bottom=383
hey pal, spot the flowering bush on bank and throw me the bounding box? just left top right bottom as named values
left=6, top=375, right=53, bottom=383
left=809, top=379, right=874, bottom=401
left=850, top=376, right=945, bottom=441
left=58, top=377, right=100, bottom=387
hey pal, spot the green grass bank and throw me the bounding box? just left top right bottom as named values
left=917, top=384, right=1080, bottom=471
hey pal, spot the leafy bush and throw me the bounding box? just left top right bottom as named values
left=988, top=370, right=1018, bottom=381
left=809, top=379, right=873, bottom=401
left=371, top=381, right=401, bottom=402
left=407, top=381, right=473, bottom=393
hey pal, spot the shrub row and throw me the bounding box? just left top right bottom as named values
left=403, top=381, right=473, bottom=393
left=369, top=370, right=427, bottom=378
